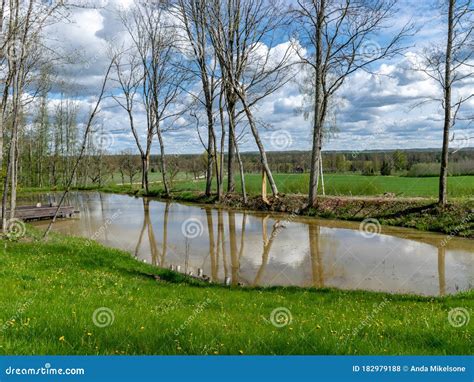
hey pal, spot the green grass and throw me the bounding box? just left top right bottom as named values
left=19, top=174, right=474, bottom=199
left=108, top=173, right=474, bottom=199
left=1, top=231, right=472, bottom=355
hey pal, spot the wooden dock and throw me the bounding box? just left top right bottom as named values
left=10, top=205, right=78, bottom=221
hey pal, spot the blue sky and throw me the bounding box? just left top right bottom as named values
left=42, top=0, right=474, bottom=154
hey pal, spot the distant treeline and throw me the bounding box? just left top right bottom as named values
left=16, top=147, right=474, bottom=190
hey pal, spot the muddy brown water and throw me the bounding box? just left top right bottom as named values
left=24, top=192, right=473, bottom=296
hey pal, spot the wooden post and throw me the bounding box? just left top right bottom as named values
left=261, top=167, right=269, bottom=204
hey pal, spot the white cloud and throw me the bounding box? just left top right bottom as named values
left=32, top=1, right=474, bottom=154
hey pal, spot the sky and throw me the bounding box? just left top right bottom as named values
left=40, top=0, right=474, bottom=155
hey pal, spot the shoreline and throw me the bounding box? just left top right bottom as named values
left=97, top=187, right=474, bottom=239
left=19, top=186, right=474, bottom=238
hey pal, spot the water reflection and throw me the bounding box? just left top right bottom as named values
left=26, top=192, right=473, bottom=296
left=309, top=225, right=324, bottom=288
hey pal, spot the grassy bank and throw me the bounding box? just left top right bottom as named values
left=0, top=231, right=472, bottom=355
left=101, top=187, right=474, bottom=238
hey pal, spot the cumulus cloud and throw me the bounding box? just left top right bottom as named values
left=34, top=0, right=474, bottom=154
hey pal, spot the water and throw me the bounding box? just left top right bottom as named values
left=26, top=192, right=473, bottom=296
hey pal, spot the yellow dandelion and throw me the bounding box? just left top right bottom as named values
left=59, top=336, right=65, bottom=342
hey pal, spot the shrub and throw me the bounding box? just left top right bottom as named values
left=380, top=160, right=392, bottom=176
left=407, top=160, right=474, bottom=177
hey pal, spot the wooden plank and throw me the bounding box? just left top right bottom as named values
left=7, top=206, right=78, bottom=221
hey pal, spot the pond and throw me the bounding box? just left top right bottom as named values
left=25, top=192, right=473, bottom=296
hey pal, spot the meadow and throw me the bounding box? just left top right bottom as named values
left=1, top=230, right=472, bottom=355
left=111, top=173, right=474, bottom=199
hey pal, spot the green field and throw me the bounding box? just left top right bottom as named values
left=1, top=230, right=472, bottom=355
left=110, top=173, right=474, bottom=199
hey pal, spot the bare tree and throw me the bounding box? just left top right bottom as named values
left=416, top=0, right=473, bottom=205
left=1, top=0, right=63, bottom=231
left=293, top=0, right=413, bottom=206
left=206, top=0, right=294, bottom=200
left=119, top=1, right=185, bottom=196
left=175, top=0, right=220, bottom=198
left=111, top=49, right=150, bottom=189
left=43, top=58, right=115, bottom=239
left=118, top=149, right=141, bottom=187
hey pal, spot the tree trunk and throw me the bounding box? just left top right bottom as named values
left=141, top=154, right=149, bottom=194
left=238, top=93, right=278, bottom=197
left=227, top=99, right=236, bottom=193
left=217, top=90, right=226, bottom=201
left=261, top=168, right=268, bottom=204
left=156, top=128, right=170, bottom=197
left=308, top=0, right=325, bottom=207
left=205, top=113, right=214, bottom=196
left=10, top=132, right=18, bottom=218
left=439, top=0, right=454, bottom=206
left=1, top=143, right=12, bottom=231
left=319, top=150, right=325, bottom=196
left=229, top=123, right=247, bottom=203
